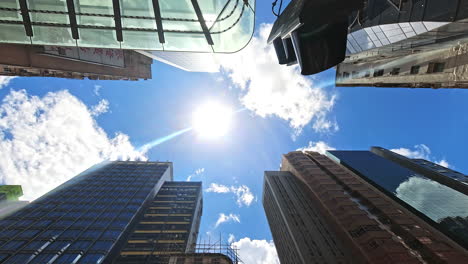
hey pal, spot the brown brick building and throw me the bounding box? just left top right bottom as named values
left=263, top=151, right=468, bottom=263
left=0, top=44, right=152, bottom=81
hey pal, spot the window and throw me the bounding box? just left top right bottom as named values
left=364, top=71, right=370, bottom=77
left=342, top=72, right=350, bottom=79
left=68, top=240, right=92, bottom=251
left=81, top=229, right=102, bottom=239
left=2, top=240, right=26, bottom=250
left=54, top=253, right=81, bottom=264
left=38, top=229, right=62, bottom=239
left=427, top=62, right=445, bottom=73
left=5, top=254, right=34, bottom=263
left=410, top=65, right=420, bottom=74
left=0, top=229, right=19, bottom=239
left=23, top=240, right=50, bottom=251
left=17, top=229, right=41, bottom=239
left=60, top=229, right=81, bottom=239
left=390, top=68, right=400, bottom=75
left=101, top=230, right=121, bottom=240
left=90, top=241, right=114, bottom=252
left=45, top=240, right=71, bottom=251
left=373, top=69, right=384, bottom=77
left=35, top=220, right=52, bottom=228
left=28, top=253, right=57, bottom=264
left=79, top=254, right=105, bottom=264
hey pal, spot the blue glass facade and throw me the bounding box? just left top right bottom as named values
left=0, top=161, right=172, bottom=264
left=327, top=150, right=468, bottom=249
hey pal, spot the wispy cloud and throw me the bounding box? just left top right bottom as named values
left=218, top=23, right=337, bottom=135
left=231, top=237, right=280, bottom=264
left=0, top=89, right=145, bottom=200
left=0, top=76, right=15, bottom=89
left=186, top=168, right=204, bottom=181
left=391, top=144, right=450, bottom=168
left=93, top=85, right=102, bottom=96
left=90, top=99, right=109, bottom=117
left=297, top=141, right=335, bottom=154
left=215, top=213, right=240, bottom=228
left=206, top=183, right=255, bottom=207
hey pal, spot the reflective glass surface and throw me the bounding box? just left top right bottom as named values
left=0, top=161, right=170, bottom=263
left=0, top=0, right=255, bottom=53
left=328, top=150, right=468, bottom=248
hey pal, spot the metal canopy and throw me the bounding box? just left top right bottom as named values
left=0, top=0, right=256, bottom=53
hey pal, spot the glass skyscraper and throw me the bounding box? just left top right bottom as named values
left=0, top=161, right=173, bottom=263
left=0, top=0, right=255, bottom=53
left=328, top=149, right=468, bottom=250
left=263, top=150, right=468, bottom=263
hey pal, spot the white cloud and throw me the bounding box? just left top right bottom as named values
left=391, top=144, right=431, bottom=160
left=218, top=23, right=337, bottom=134
left=232, top=237, right=280, bottom=264
left=228, top=234, right=236, bottom=244
left=0, top=76, right=15, bottom=89
left=297, top=141, right=335, bottom=154
left=0, top=89, right=146, bottom=200
left=90, top=99, right=109, bottom=117
left=206, top=183, right=255, bottom=207
left=186, top=167, right=204, bottom=181
left=215, top=213, right=240, bottom=228
left=93, top=85, right=102, bottom=96
left=206, top=183, right=230, bottom=193
left=390, top=144, right=450, bottom=168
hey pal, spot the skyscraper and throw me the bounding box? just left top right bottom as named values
left=0, top=161, right=173, bottom=263
left=108, top=181, right=202, bottom=263
left=269, top=0, right=468, bottom=89
left=0, top=161, right=239, bottom=264
left=328, top=148, right=468, bottom=250
left=263, top=151, right=468, bottom=263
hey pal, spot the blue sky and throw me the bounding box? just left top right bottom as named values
left=0, top=1, right=468, bottom=263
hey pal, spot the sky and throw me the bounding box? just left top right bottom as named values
left=1, top=1, right=468, bottom=263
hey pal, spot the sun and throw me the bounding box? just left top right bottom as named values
left=192, top=102, right=233, bottom=139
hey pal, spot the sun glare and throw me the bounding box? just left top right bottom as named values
left=192, top=102, right=233, bottom=139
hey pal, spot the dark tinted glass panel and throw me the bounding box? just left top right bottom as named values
left=328, top=150, right=468, bottom=248
left=79, top=254, right=105, bottom=263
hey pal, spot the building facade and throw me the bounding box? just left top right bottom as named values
left=0, top=44, right=152, bottom=80
left=0, top=161, right=240, bottom=264
left=263, top=151, right=468, bottom=263
left=109, top=181, right=202, bottom=263
left=269, top=0, right=468, bottom=89
left=329, top=148, right=468, bottom=250
left=0, top=0, right=255, bottom=53
left=0, top=161, right=173, bottom=263
left=335, top=0, right=468, bottom=88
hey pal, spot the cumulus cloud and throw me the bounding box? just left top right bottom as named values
left=215, top=213, right=240, bottom=228
left=298, top=141, right=335, bottom=154
left=0, top=76, right=15, bottom=89
left=218, top=24, right=337, bottom=134
left=232, top=237, right=280, bottom=264
left=90, top=99, right=109, bottom=117
left=206, top=183, right=255, bottom=207
left=186, top=168, right=204, bottom=181
left=390, top=144, right=450, bottom=168
left=0, top=89, right=146, bottom=200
